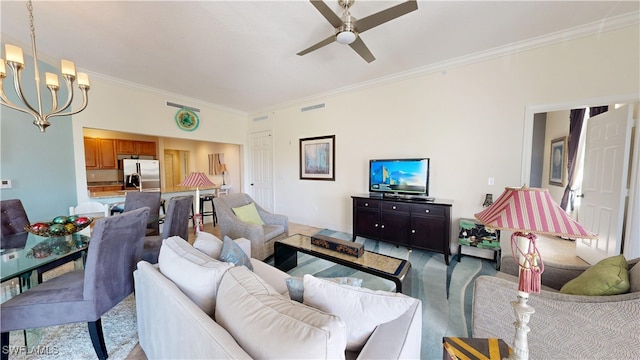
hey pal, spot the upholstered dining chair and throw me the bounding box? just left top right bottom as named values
left=213, top=193, right=288, bottom=261
left=0, top=207, right=150, bottom=360
left=0, top=199, right=30, bottom=242
left=124, top=191, right=162, bottom=236
left=142, top=195, right=192, bottom=264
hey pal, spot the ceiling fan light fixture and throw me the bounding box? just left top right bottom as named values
left=336, top=30, right=357, bottom=45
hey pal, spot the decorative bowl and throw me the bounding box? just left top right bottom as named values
left=24, top=216, right=93, bottom=238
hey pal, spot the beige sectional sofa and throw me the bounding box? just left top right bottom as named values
left=134, top=234, right=422, bottom=359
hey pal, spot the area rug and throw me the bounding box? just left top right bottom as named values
left=2, top=264, right=138, bottom=360
left=276, top=229, right=498, bottom=360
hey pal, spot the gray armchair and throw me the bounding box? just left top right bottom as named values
left=213, top=193, right=288, bottom=261
left=472, top=256, right=640, bottom=359
left=0, top=207, right=150, bottom=360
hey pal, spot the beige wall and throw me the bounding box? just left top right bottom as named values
left=543, top=110, right=570, bottom=202
left=67, top=24, right=639, bottom=245
left=71, top=76, right=248, bottom=203
left=248, top=24, right=640, bottom=236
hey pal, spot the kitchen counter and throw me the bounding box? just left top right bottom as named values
left=89, top=186, right=219, bottom=199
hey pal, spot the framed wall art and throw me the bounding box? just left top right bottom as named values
left=300, top=135, right=335, bottom=181
left=549, top=136, right=566, bottom=186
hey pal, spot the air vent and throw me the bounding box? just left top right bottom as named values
left=301, top=103, right=325, bottom=112
left=253, top=115, right=269, bottom=122
left=166, top=101, right=200, bottom=113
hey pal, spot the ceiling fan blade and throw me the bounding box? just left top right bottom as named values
left=297, top=34, right=337, bottom=56
left=349, top=37, right=375, bottom=63
left=310, top=0, right=343, bottom=28
left=355, top=0, right=418, bottom=33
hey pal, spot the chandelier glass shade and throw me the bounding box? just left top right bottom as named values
left=0, top=0, right=90, bottom=132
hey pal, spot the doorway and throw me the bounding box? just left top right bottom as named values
left=164, top=149, right=190, bottom=189
left=522, top=98, right=640, bottom=262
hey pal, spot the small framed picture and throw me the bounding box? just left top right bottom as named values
left=299, top=135, right=335, bottom=181
left=549, top=136, right=566, bottom=186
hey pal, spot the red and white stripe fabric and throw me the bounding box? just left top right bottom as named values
left=178, top=172, right=215, bottom=188
left=475, top=186, right=597, bottom=239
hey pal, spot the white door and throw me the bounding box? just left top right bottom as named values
left=250, top=131, right=274, bottom=212
left=576, top=105, right=634, bottom=264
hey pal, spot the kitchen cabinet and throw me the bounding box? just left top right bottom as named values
left=117, top=140, right=156, bottom=157
left=352, top=195, right=453, bottom=264
left=84, top=138, right=117, bottom=169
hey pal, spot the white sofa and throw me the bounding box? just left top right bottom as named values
left=134, top=235, right=422, bottom=359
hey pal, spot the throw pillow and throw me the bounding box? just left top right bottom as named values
left=158, top=236, right=233, bottom=315
left=560, top=254, right=630, bottom=295
left=193, top=231, right=224, bottom=259
left=216, top=267, right=347, bottom=359
left=303, top=274, right=416, bottom=351
left=285, top=276, right=363, bottom=303
left=627, top=261, right=639, bottom=293
left=231, top=202, right=264, bottom=225
left=219, top=235, right=253, bottom=271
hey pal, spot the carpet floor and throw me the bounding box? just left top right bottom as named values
left=2, top=229, right=496, bottom=360
left=2, top=264, right=139, bottom=360
left=279, top=229, right=499, bottom=360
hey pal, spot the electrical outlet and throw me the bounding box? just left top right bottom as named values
left=0, top=179, right=12, bottom=189
left=488, top=177, right=495, bottom=186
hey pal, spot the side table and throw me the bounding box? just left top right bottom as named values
left=443, top=337, right=512, bottom=360
left=457, top=218, right=501, bottom=270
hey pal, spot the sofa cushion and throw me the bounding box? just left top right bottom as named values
left=232, top=202, right=264, bottom=225
left=216, top=266, right=347, bottom=359
left=628, top=261, right=640, bottom=293
left=193, top=231, right=224, bottom=259
left=285, top=276, right=363, bottom=303
left=303, top=274, right=415, bottom=352
left=560, top=254, right=630, bottom=295
left=158, top=236, right=233, bottom=315
left=219, top=235, right=253, bottom=271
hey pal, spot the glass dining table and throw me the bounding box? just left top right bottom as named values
left=1, top=231, right=90, bottom=287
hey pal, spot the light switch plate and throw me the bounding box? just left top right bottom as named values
left=0, top=179, right=12, bottom=189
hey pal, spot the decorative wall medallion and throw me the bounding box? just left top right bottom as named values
left=175, top=109, right=199, bottom=131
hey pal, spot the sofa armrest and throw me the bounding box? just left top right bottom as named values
left=134, top=261, right=251, bottom=359
left=472, top=275, right=640, bottom=359
left=254, top=203, right=289, bottom=233
left=250, top=259, right=290, bottom=295
left=356, top=300, right=422, bottom=359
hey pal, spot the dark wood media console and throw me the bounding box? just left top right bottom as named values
left=352, top=194, right=453, bottom=265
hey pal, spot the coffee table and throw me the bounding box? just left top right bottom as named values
left=274, top=234, right=411, bottom=293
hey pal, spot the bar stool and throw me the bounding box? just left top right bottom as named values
left=199, top=193, right=217, bottom=227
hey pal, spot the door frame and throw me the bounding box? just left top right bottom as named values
left=520, top=93, right=639, bottom=258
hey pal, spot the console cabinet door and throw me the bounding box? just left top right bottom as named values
left=353, top=199, right=380, bottom=240
left=410, top=204, right=450, bottom=263
left=380, top=202, right=410, bottom=246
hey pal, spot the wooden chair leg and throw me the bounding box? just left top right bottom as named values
left=1, top=332, right=10, bottom=360
left=88, top=319, right=108, bottom=360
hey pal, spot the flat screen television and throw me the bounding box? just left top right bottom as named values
left=369, top=158, right=430, bottom=197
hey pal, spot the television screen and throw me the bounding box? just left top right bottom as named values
left=369, top=158, right=430, bottom=196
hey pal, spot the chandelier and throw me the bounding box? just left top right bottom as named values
left=0, top=0, right=90, bottom=132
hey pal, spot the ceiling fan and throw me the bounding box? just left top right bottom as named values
left=297, top=0, right=418, bottom=63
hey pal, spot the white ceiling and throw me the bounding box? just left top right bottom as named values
left=1, top=1, right=639, bottom=114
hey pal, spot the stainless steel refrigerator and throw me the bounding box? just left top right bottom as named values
left=123, top=159, right=160, bottom=191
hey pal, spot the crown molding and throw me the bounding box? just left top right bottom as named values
left=253, top=11, right=640, bottom=115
